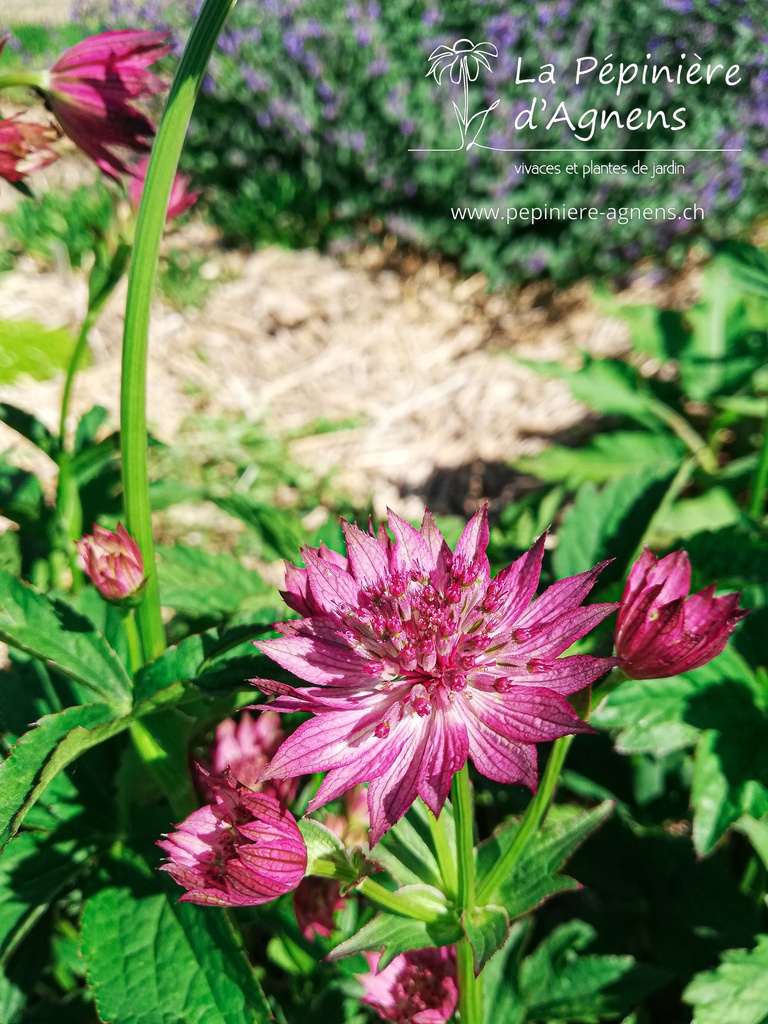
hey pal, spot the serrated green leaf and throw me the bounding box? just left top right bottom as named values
left=520, top=920, right=663, bottom=1023
left=0, top=572, right=132, bottom=710
left=515, top=432, right=684, bottom=486
left=518, top=356, right=662, bottom=428
left=0, top=403, right=57, bottom=458
left=480, top=919, right=529, bottom=1023
left=462, top=904, right=509, bottom=976
left=553, top=468, right=673, bottom=582
left=327, top=911, right=461, bottom=969
left=0, top=703, right=115, bottom=854
left=477, top=802, right=613, bottom=919
left=684, top=934, right=768, bottom=1024
left=81, top=855, right=270, bottom=1024
left=653, top=488, right=743, bottom=544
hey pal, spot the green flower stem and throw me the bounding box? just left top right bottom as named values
left=0, top=71, right=46, bottom=91
left=647, top=398, right=719, bottom=475
left=748, top=408, right=768, bottom=519
left=452, top=764, right=481, bottom=1023
left=121, top=0, right=238, bottom=664
left=476, top=736, right=573, bottom=907
left=123, top=610, right=143, bottom=676
left=357, top=877, right=450, bottom=924
left=59, top=310, right=96, bottom=449
left=427, top=805, right=457, bottom=900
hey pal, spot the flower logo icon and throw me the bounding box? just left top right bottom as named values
left=425, top=38, right=499, bottom=151
left=426, top=38, right=498, bottom=85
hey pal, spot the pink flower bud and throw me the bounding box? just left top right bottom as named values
left=158, top=774, right=307, bottom=907
left=42, top=30, right=171, bottom=180
left=127, top=154, right=199, bottom=221
left=0, top=114, right=58, bottom=183
left=616, top=548, right=746, bottom=679
left=76, top=523, right=146, bottom=604
left=356, top=948, right=457, bottom=1024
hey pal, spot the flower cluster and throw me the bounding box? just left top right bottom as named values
left=357, top=948, right=457, bottom=1024
left=254, top=507, right=617, bottom=845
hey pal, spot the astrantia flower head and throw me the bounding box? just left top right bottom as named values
left=616, top=547, right=746, bottom=679
left=40, top=30, right=171, bottom=179
left=198, top=710, right=298, bottom=804
left=253, top=508, right=617, bottom=845
left=158, top=773, right=307, bottom=907
left=356, top=948, right=457, bottom=1024
left=0, top=114, right=59, bottom=182
left=76, top=523, right=146, bottom=605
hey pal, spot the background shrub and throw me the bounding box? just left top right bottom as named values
left=74, top=0, right=768, bottom=284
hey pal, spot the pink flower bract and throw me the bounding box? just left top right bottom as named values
left=616, top=547, right=746, bottom=679
left=198, top=710, right=298, bottom=805
left=44, top=30, right=171, bottom=179
left=158, top=775, right=307, bottom=907
left=127, top=153, right=199, bottom=220
left=357, top=948, right=457, bottom=1024
left=253, top=507, right=617, bottom=845
left=76, top=523, right=146, bottom=604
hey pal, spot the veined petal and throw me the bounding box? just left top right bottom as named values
left=304, top=547, right=361, bottom=615
left=387, top=509, right=435, bottom=575
left=454, top=699, right=537, bottom=787
left=453, top=506, right=489, bottom=572
left=468, top=686, right=592, bottom=742
left=368, top=719, right=431, bottom=845
left=493, top=533, right=546, bottom=624
left=483, top=654, right=619, bottom=694
left=255, top=633, right=369, bottom=686
left=417, top=700, right=468, bottom=816
left=519, top=561, right=610, bottom=626
left=494, top=603, right=617, bottom=657
left=342, top=520, right=389, bottom=586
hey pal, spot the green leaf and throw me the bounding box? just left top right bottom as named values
left=518, top=356, right=663, bottom=428
left=81, top=854, right=270, bottom=1024
left=713, top=241, right=768, bottom=299
left=0, top=703, right=115, bottom=854
left=73, top=406, right=109, bottom=455
left=477, top=802, right=613, bottom=919
left=684, top=934, right=768, bottom=1024
left=299, top=818, right=349, bottom=876
left=0, top=320, right=80, bottom=384
left=327, top=911, right=462, bottom=969
left=480, top=919, right=530, bottom=1023
left=0, top=403, right=58, bottom=458
left=520, top=920, right=664, bottom=1023
left=462, top=904, right=509, bottom=976
left=653, top=488, right=743, bottom=544
left=210, top=495, right=306, bottom=561
left=0, top=460, right=47, bottom=534
left=156, top=545, right=276, bottom=622
left=0, top=572, right=132, bottom=710
left=553, top=468, right=674, bottom=582
left=734, top=815, right=768, bottom=872
left=0, top=830, right=95, bottom=965
left=592, top=675, right=702, bottom=755
left=374, top=799, right=445, bottom=890
left=515, top=432, right=684, bottom=486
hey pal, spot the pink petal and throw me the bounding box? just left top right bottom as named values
left=342, top=520, right=389, bottom=587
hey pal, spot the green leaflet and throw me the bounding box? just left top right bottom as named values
left=81, top=853, right=270, bottom=1024
left=462, top=904, right=509, bottom=976
left=327, top=910, right=462, bottom=970
left=552, top=467, right=674, bottom=582
left=0, top=572, right=132, bottom=711
left=514, top=431, right=684, bottom=486
left=684, top=934, right=768, bottom=1024
left=476, top=802, right=613, bottom=918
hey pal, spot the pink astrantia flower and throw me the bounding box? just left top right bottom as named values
left=76, top=523, right=146, bottom=604
left=42, top=30, right=171, bottom=179
left=127, top=154, right=199, bottom=220
left=0, top=115, right=59, bottom=182
left=357, top=948, right=457, bottom=1024
left=198, top=710, right=298, bottom=804
left=616, top=547, right=746, bottom=679
left=253, top=507, right=617, bottom=845
left=158, top=774, right=307, bottom=907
